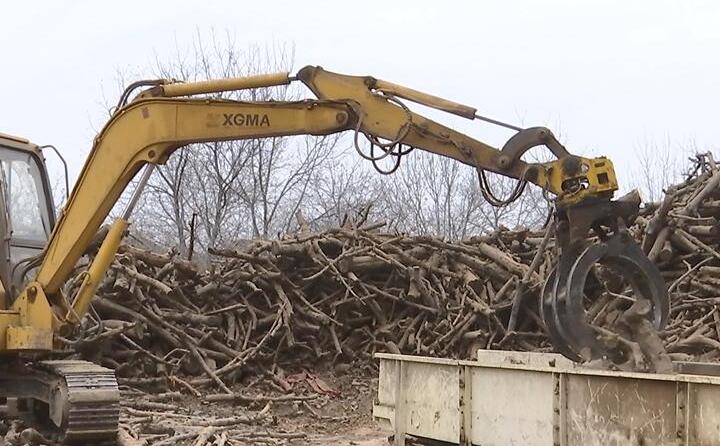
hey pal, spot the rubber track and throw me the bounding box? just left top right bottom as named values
left=39, top=360, right=120, bottom=444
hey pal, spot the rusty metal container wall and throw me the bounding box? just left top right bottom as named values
left=374, top=351, right=720, bottom=446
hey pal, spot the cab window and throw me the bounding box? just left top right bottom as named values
left=0, top=147, right=52, bottom=243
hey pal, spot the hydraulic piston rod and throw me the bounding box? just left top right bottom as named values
left=69, top=165, right=155, bottom=322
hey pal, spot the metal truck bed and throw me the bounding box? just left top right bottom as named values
left=373, top=350, right=720, bottom=445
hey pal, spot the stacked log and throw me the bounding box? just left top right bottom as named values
left=63, top=152, right=720, bottom=390
left=67, top=222, right=554, bottom=392
left=635, top=153, right=720, bottom=361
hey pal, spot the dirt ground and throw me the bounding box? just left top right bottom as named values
left=2, top=365, right=391, bottom=445
left=280, top=370, right=389, bottom=446
left=304, top=426, right=388, bottom=446
left=237, top=367, right=389, bottom=445
left=121, top=365, right=391, bottom=445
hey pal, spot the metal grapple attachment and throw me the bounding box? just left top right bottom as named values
left=540, top=193, right=670, bottom=362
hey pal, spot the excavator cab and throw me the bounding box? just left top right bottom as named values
left=0, top=133, right=55, bottom=307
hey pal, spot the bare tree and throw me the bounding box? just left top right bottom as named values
left=233, top=134, right=340, bottom=239
left=304, top=157, right=381, bottom=228
left=116, top=32, right=346, bottom=253
left=109, top=31, right=553, bottom=249
left=366, top=152, right=548, bottom=239
left=629, top=136, right=687, bottom=203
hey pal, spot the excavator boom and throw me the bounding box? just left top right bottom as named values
left=38, top=99, right=354, bottom=299
left=13, top=67, right=622, bottom=335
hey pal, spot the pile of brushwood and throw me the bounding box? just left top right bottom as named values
left=61, top=153, right=720, bottom=391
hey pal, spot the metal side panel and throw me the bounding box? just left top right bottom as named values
left=374, top=357, right=398, bottom=432
left=690, top=383, right=720, bottom=444
left=404, top=361, right=460, bottom=441
left=374, top=355, right=461, bottom=444
left=377, top=358, right=398, bottom=409
left=375, top=351, right=720, bottom=446
left=565, top=374, right=677, bottom=445
left=469, top=367, right=555, bottom=445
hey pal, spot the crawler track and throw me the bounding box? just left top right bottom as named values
left=0, top=360, right=119, bottom=444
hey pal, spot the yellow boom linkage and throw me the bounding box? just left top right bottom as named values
left=0, top=66, right=621, bottom=354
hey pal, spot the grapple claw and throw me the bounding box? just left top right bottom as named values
left=542, top=232, right=669, bottom=362
left=540, top=268, right=583, bottom=361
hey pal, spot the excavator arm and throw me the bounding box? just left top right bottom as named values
left=38, top=99, right=355, bottom=300
left=3, top=66, right=666, bottom=364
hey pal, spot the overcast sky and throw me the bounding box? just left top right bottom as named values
left=2, top=0, right=720, bottom=196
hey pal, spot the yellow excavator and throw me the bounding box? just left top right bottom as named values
left=0, top=66, right=668, bottom=442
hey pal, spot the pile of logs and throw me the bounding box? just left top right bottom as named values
left=634, top=153, right=720, bottom=361
left=66, top=153, right=720, bottom=391
left=73, top=221, right=551, bottom=392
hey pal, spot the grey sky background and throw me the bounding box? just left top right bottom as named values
left=2, top=0, right=720, bottom=197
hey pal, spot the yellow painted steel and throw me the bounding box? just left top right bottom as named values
left=296, top=66, right=543, bottom=184
left=372, top=79, right=477, bottom=119
left=6, top=326, right=53, bottom=350
left=4, top=283, right=53, bottom=350
left=297, top=66, right=618, bottom=204
left=546, top=156, right=618, bottom=204
left=0, top=310, right=20, bottom=349
left=36, top=100, right=353, bottom=303
left=69, top=218, right=129, bottom=323
left=0, top=65, right=621, bottom=355
left=159, top=72, right=290, bottom=97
